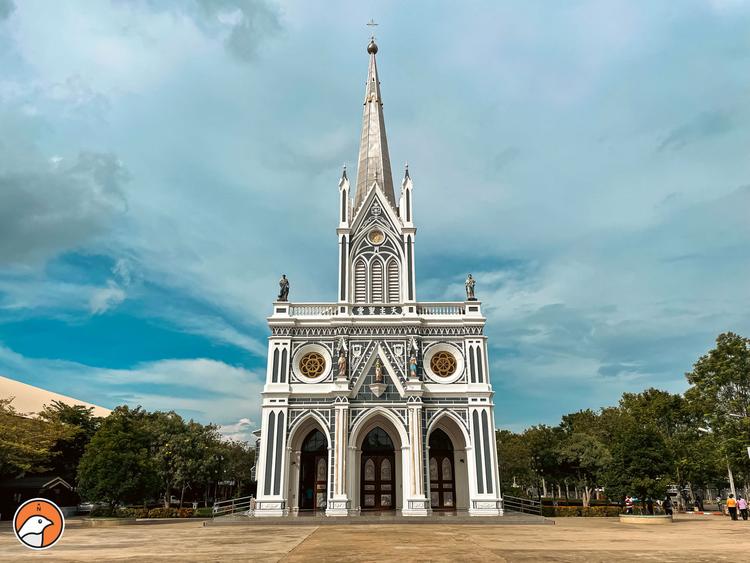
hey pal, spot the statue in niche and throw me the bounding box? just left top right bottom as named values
left=374, top=359, right=384, bottom=384
left=409, top=354, right=418, bottom=379
left=278, top=274, right=289, bottom=301
left=337, top=348, right=347, bottom=379
left=465, top=273, right=476, bottom=301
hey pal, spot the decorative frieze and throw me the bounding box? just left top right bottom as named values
left=271, top=325, right=484, bottom=337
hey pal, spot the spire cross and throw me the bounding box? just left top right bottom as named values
left=367, top=18, right=378, bottom=39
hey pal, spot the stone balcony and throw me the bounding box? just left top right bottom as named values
left=270, top=301, right=483, bottom=322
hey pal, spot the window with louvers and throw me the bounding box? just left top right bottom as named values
left=355, top=259, right=367, bottom=302
left=387, top=259, right=399, bottom=303
left=371, top=260, right=384, bottom=303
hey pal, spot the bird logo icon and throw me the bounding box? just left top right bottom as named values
left=13, top=498, right=65, bottom=550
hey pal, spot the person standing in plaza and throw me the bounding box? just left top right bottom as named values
left=663, top=495, right=673, bottom=517
left=727, top=494, right=738, bottom=520
left=625, top=496, right=634, bottom=514
left=737, top=496, right=748, bottom=521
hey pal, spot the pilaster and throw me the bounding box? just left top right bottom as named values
left=327, top=396, right=351, bottom=516
left=402, top=397, right=430, bottom=516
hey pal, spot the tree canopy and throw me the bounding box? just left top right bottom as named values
left=498, top=332, right=750, bottom=504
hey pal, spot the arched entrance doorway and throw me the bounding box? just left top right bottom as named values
left=360, top=427, right=396, bottom=511
left=429, top=428, right=456, bottom=511
left=298, top=429, right=327, bottom=512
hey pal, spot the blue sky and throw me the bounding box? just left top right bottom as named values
left=1, top=1, right=749, bottom=440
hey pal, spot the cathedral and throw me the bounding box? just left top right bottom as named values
left=254, top=38, right=503, bottom=517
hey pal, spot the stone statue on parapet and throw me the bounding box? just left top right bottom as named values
left=278, top=274, right=289, bottom=301
left=465, top=273, right=476, bottom=301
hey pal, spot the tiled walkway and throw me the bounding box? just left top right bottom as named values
left=0, top=516, right=747, bottom=561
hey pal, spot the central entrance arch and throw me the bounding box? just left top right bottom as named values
left=360, top=427, right=396, bottom=511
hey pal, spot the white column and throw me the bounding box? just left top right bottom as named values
left=467, top=405, right=501, bottom=516
left=255, top=406, right=289, bottom=517
left=403, top=401, right=429, bottom=516
left=327, top=401, right=351, bottom=516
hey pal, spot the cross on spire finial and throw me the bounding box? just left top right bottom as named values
left=367, top=19, right=379, bottom=53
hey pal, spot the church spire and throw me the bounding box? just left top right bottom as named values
left=354, top=37, right=396, bottom=211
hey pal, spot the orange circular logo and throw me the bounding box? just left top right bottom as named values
left=13, top=498, right=65, bottom=550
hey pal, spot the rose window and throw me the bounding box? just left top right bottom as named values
left=430, top=351, right=457, bottom=377
left=299, top=352, right=326, bottom=378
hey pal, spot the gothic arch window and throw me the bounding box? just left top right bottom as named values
left=380, top=458, right=391, bottom=480
left=442, top=458, right=452, bottom=481
left=271, top=348, right=279, bottom=383
left=387, top=258, right=400, bottom=303
left=371, top=259, right=384, bottom=302
left=364, top=458, right=375, bottom=480
left=301, top=429, right=327, bottom=452
left=354, top=259, right=367, bottom=303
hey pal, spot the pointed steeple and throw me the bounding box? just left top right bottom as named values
left=354, top=37, right=396, bottom=211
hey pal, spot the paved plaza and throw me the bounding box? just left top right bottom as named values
left=1, top=516, right=749, bottom=562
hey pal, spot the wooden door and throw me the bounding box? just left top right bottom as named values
left=361, top=454, right=395, bottom=511
left=429, top=453, right=456, bottom=510
left=299, top=453, right=327, bottom=511
left=299, top=429, right=328, bottom=512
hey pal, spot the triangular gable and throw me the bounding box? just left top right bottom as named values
left=349, top=344, right=405, bottom=399
left=350, top=181, right=402, bottom=234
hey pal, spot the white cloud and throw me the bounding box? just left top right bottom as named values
left=219, top=417, right=256, bottom=442
left=89, top=281, right=126, bottom=315
left=0, top=345, right=264, bottom=428
left=87, top=257, right=135, bottom=315
left=2, top=1, right=750, bottom=430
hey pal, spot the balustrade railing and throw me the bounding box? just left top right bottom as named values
left=282, top=302, right=471, bottom=317
left=416, top=303, right=466, bottom=315
left=288, top=303, right=338, bottom=316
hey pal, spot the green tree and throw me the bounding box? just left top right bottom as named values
left=0, top=398, right=69, bottom=479
left=217, top=439, right=256, bottom=500
left=148, top=411, right=188, bottom=507
left=685, top=332, right=750, bottom=487
left=602, top=415, right=673, bottom=504
left=524, top=425, right=566, bottom=497
left=173, top=421, right=224, bottom=507
left=496, top=429, right=533, bottom=495
left=77, top=406, right=160, bottom=507
left=557, top=431, right=611, bottom=507
left=38, top=401, right=101, bottom=485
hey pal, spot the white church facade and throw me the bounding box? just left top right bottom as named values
left=254, top=38, right=503, bottom=517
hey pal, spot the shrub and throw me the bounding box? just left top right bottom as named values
left=145, top=507, right=195, bottom=518
left=194, top=507, right=213, bottom=518
left=89, top=506, right=114, bottom=518
left=176, top=508, right=195, bottom=518
left=116, top=507, right=149, bottom=518
left=547, top=505, right=621, bottom=517
left=147, top=507, right=174, bottom=518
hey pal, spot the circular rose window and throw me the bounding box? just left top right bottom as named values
left=299, top=352, right=326, bottom=378
left=429, top=351, right=457, bottom=377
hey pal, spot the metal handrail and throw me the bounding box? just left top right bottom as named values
left=212, top=495, right=255, bottom=518
left=503, top=495, right=543, bottom=516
